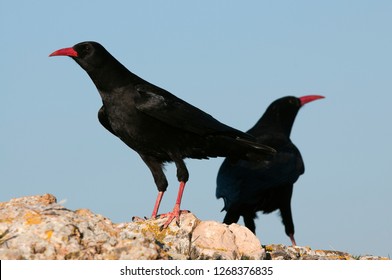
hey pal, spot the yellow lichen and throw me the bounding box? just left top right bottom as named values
left=195, top=244, right=228, bottom=252
left=24, top=211, right=42, bottom=225
left=338, top=255, right=350, bottom=260
left=140, top=222, right=176, bottom=243
left=0, top=218, right=14, bottom=224
left=265, top=245, right=274, bottom=251
left=45, top=230, right=53, bottom=241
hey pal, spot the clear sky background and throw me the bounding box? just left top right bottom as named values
left=1, top=1, right=391, bottom=257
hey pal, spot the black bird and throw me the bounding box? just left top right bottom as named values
left=216, top=95, right=324, bottom=245
left=49, top=41, right=275, bottom=228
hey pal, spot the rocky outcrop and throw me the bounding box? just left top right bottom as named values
left=0, top=194, right=263, bottom=260
left=0, top=194, right=388, bottom=260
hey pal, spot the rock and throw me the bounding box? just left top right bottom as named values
left=190, top=220, right=264, bottom=259
left=0, top=194, right=388, bottom=260
left=264, top=244, right=389, bottom=260
left=0, top=194, right=262, bottom=260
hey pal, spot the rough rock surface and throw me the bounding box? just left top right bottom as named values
left=0, top=194, right=388, bottom=260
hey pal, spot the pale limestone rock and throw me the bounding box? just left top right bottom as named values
left=228, top=223, right=263, bottom=259
left=0, top=194, right=263, bottom=260
left=0, top=194, right=388, bottom=260
left=190, top=220, right=265, bottom=259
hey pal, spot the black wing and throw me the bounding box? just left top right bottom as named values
left=135, top=84, right=246, bottom=136
left=134, top=84, right=275, bottom=154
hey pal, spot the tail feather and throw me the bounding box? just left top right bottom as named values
left=235, top=136, right=276, bottom=155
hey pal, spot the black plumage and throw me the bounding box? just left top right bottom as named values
left=49, top=41, right=275, bottom=227
left=216, top=95, right=324, bottom=245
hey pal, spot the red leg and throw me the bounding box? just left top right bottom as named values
left=132, top=191, right=164, bottom=222
left=151, top=191, right=164, bottom=219
left=289, top=233, right=297, bottom=246
left=160, top=181, right=189, bottom=228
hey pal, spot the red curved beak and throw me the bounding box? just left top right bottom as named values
left=299, top=95, right=325, bottom=106
left=49, top=47, right=78, bottom=57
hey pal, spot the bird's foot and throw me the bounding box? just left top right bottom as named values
left=289, top=233, right=297, bottom=246
left=158, top=206, right=190, bottom=229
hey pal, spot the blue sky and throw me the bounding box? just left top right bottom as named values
left=1, top=1, right=391, bottom=257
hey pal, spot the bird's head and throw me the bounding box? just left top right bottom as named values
left=265, top=95, right=324, bottom=121
left=49, top=41, right=110, bottom=72
left=249, top=95, right=325, bottom=137
left=49, top=41, right=132, bottom=91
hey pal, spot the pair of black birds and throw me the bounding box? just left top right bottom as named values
left=50, top=41, right=324, bottom=246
